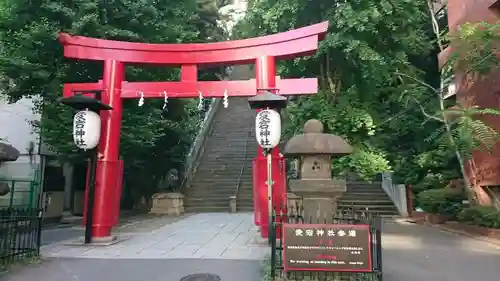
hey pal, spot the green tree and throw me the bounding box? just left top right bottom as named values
left=0, top=0, right=227, bottom=206
left=236, top=0, right=437, bottom=180
left=236, top=0, right=500, bottom=206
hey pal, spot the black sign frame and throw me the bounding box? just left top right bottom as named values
left=282, top=223, right=373, bottom=273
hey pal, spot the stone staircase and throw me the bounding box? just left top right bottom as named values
left=236, top=123, right=257, bottom=212
left=184, top=66, right=256, bottom=213
left=338, top=181, right=399, bottom=216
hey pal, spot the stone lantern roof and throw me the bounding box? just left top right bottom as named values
left=0, top=142, right=19, bottom=162
left=284, top=119, right=353, bottom=156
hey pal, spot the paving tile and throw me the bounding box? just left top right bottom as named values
left=221, top=248, right=268, bottom=260
left=43, top=213, right=268, bottom=260
left=170, top=244, right=201, bottom=254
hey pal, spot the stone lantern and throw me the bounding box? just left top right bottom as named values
left=284, top=119, right=353, bottom=220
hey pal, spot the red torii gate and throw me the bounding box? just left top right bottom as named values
left=59, top=21, right=328, bottom=239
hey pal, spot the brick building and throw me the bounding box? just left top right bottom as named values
left=438, top=0, right=500, bottom=204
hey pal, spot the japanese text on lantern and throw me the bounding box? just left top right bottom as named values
left=257, top=110, right=271, bottom=147
left=74, top=111, right=87, bottom=147
left=282, top=224, right=372, bottom=272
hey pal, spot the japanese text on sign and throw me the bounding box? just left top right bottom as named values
left=282, top=224, right=372, bottom=272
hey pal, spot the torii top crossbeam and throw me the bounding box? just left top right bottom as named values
left=60, top=21, right=328, bottom=99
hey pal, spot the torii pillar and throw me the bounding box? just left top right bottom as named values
left=59, top=22, right=328, bottom=239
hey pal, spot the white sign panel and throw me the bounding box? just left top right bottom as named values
left=255, top=109, right=281, bottom=149
left=73, top=110, right=101, bottom=150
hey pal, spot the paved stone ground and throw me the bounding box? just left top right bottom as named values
left=382, top=220, right=500, bottom=281
left=41, top=214, right=189, bottom=246
left=41, top=213, right=267, bottom=259
left=2, top=214, right=500, bottom=281
left=1, top=259, right=262, bottom=281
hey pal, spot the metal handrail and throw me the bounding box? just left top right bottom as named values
left=233, top=121, right=253, bottom=198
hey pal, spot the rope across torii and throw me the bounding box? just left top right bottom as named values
left=59, top=21, right=328, bottom=239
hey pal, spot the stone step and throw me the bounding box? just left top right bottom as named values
left=345, top=189, right=387, bottom=194
left=237, top=206, right=254, bottom=212
left=338, top=204, right=397, bottom=211
left=187, top=180, right=240, bottom=185
left=237, top=203, right=254, bottom=208
left=185, top=187, right=236, bottom=192
left=237, top=194, right=255, bottom=200
left=204, top=140, right=251, bottom=145
left=185, top=206, right=229, bottom=213
left=183, top=93, right=258, bottom=212
left=184, top=198, right=230, bottom=206
left=200, top=155, right=251, bottom=160
left=341, top=191, right=389, bottom=196
left=340, top=194, right=390, bottom=199
left=185, top=190, right=235, bottom=196
left=189, top=177, right=248, bottom=183
left=187, top=184, right=242, bottom=189
left=347, top=181, right=383, bottom=185
left=237, top=190, right=254, bottom=196
left=184, top=201, right=229, bottom=207
left=189, top=179, right=248, bottom=185
left=189, top=178, right=251, bottom=184
left=194, top=167, right=249, bottom=172
left=337, top=209, right=399, bottom=216
left=338, top=199, right=394, bottom=206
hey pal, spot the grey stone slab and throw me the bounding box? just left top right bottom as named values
left=64, top=235, right=132, bottom=246
left=163, top=250, right=203, bottom=259
left=221, top=248, right=268, bottom=260
left=42, top=213, right=268, bottom=260
left=151, top=241, right=183, bottom=251
left=195, top=247, right=226, bottom=258
left=170, top=244, right=202, bottom=255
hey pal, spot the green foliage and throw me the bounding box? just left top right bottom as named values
left=458, top=205, right=500, bottom=229
left=0, top=0, right=227, bottom=205
left=237, top=0, right=500, bottom=191
left=425, top=105, right=500, bottom=160
left=417, top=188, right=465, bottom=217
left=449, top=22, right=500, bottom=75
left=236, top=0, right=438, bottom=180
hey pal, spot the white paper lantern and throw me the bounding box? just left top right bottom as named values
left=255, top=109, right=281, bottom=149
left=73, top=110, right=101, bottom=150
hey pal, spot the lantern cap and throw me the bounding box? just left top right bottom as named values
left=59, top=93, right=112, bottom=111
left=0, top=142, right=20, bottom=162
left=284, top=119, right=353, bottom=157
left=248, top=91, right=287, bottom=109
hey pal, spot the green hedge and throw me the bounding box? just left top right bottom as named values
left=417, top=188, right=465, bottom=218
left=458, top=206, right=500, bottom=229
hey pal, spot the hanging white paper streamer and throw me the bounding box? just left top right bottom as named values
left=138, top=92, right=144, bottom=107
left=198, top=91, right=203, bottom=110
left=163, top=91, right=168, bottom=110
left=223, top=89, right=228, bottom=108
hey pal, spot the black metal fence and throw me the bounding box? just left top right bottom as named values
left=270, top=204, right=383, bottom=281
left=0, top=208, right=42, bottom=268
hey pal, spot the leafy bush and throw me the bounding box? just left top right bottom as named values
left=458, top=206, right=500, bottom=229
left=417, top=188, right=465, bottom=217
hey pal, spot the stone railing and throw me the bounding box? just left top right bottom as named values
left=180, top=98, right=221, bottom=190
left=381, top=172, right=408, bottom=217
